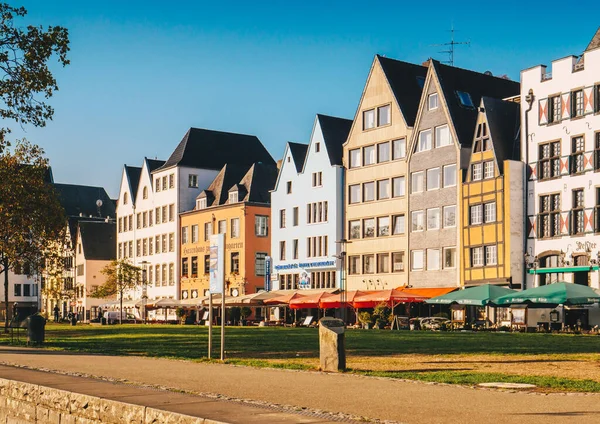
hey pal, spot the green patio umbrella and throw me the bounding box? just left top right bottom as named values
left=426, top=284, right=516, bottom=306
left=492, top=282, right=600, bottom=307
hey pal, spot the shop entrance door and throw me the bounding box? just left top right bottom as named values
left=573, top=271, right=589, bottom=286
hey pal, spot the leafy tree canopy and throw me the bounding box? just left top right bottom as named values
left=91, top=260, right=143, bottom=299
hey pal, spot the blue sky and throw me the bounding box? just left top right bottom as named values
left=11, top=1, right=600, bottom=197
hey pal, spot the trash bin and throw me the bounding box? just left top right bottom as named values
left=26, top=314, right=46, bottom=345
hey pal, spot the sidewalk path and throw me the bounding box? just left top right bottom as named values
left=2, top=346, right=600, bottom=423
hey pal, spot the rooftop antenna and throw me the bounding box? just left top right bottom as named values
left=430, top=24, right=470, bottom=66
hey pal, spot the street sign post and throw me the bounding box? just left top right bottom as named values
left=209, top=233, right=225, bottom=360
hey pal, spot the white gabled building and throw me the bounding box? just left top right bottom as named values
left=522, top=28, right=600, bottom=292
left=116, top=128, right=275, bottom=305
left=271, top=114, right=352, bottom=291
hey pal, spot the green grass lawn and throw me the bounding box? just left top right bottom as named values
left=3, top=323, right=600, bottom=392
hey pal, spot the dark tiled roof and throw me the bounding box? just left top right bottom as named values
left=53, top=183, right=116, bottom=219
left=199, top=164, right=250, bottom=207
left=431, top=60, right=520, bottom=149
left=482, top=97, right=521, bottom=173
left=377, top=55, right=428, bottom=127
left=146, top=158, right=165, bottom=173
left=287, top=142, right=309, bottom=172
left=156, top=128, right=275, bottom=172
left=124, top=165, right=142, bottom=203
left=78, top=220, right=116, bottom=261
left=585, top=27, right=600, bottom=51
left=316, top=114, right=352, bottom=166
left=239, top=162, right=278, bottom=204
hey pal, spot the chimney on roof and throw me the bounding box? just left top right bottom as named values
left=422, top=59, right=431, bottom=67
left=276, top=159, right=283, bottom=169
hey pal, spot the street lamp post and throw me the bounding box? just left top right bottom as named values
left=335, top=239, right=351, bottom=325
left=140, top=260, right=148, bottom=324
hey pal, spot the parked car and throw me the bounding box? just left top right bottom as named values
left=103, top=311, right=141, bottom=324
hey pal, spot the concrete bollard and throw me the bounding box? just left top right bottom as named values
left=318, top=317, right=346, bottom=372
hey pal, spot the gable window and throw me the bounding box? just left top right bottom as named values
left=392, top=138, right=406, bottom=159
left=349, top=220, right=361, bottom=240
left=539, top=193, right=561, bottom=238
left=571, top=136, right=585, bottom=175
left=484, top=161, right=494, bottom=179
left=123, top=192, right=128, bottom=205
left=189, top=174, right=198, bottom=188
left=231, top=218, right=240, bottom=238
left=572, top=189, right=585, bottom=235
left=572, top=90, right=584, bottom=117
left=470, top=204, right=483, bottom=225
left=363, top=182, right=375, bottom=202
left=377, top=216, right=390, bottom=237
left=363, top=218, right=375, bottom=238
left=428, top=93, right=438, bottom=110
left=363, top=145, right=376, bottom=165
left=416, top=129, right=432, bottom=152
left=456, top=91, right=474, bottom=108
left=443, top=205, right=456, bottom=228
left=315, top=142, right=320, bottom=153
left=411, top=171, right=424, bottom=193
left=363, top=109, right=375, bottom=130
left=443, top=164, right=457, bottom=187
left=378, top=142, right=390, bottom=162
left=255, top=215, right=268, bottom=237
left=377, top=179, right=390, bottom=200
left=472, top=163, right=483, bottom=181
left=143, top=186, right=148, bottom=199
left=378, top=104, right=391, bottom=126
left=293, top=207, right=299, bottom=226
left=548, top=95, right=561, bottom=123
left=279, top=209, right=286, bottom=228
left=411, top=210, right=424, bottom=232
left=427, top=208, right=440, bottom=230
left=427, top=167, right=440, bottom=190
left=349, top=184, right=361, bottom=204
left=349, top=149, right=361, bottom=168
left=484, top=202, right=496, bottom=223
left=539, top=141, right=561, bottom=180
left=392, top=214, right=405, bottom=235
left=228, top=191, right=238, bottom=203
left=435, top=125, right=452, bottom=147
left=286, top=181, right=292, bottom=194
left=392, top=176, right=405, bottom=197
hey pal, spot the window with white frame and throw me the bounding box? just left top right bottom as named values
left=484, top=202, right=496, bottom=223
left=443, top=247, right=456, bottom=268
left=363, top=182, right=375, bottom=202
left=231, top=218, right=240, bottom=238
left=218, top=220, right=226, bottom=234
left=472, top=163, right=483, bottom=181
left=416, top=129, right=432, bottom=152
left=377, top=179, right=390, bottom=200
left=312, top=172, right=323, bottom=187
left=470, top=204, right=483, bottom=225
left=443, top=164, right=457, bottom=187
left=189, top=174, right=198, bottom=188
left=427, top=208, right=440, bottom=230
left=229, top=191, right=238, bottom=203
left=427, top=167, right=440, bottom=190
left=181, top=226, right=188, bottom=244
left=411, top=171, right=424, bottom=193
left=412, top=210, right=424, bottom=232
left=392, top=176, right=405, bottom=197
left=350, top=149, right=361, bottom=168
left=392, top=214, right=405, bottom=235
left=392, top=139, right=406, bottom=159
left=428, top=93, right=438, bottom=110
left=471, top=247, right=483, bottom=267
left=427, top=249, right=440, bottom=270
left=484, top=161, right=494, bottom=179
left=377, top=216, right=390, bottom=237
left=363, top=145, right=376, bottom=165
left=435, top=125, right=452, bottom=147
left=572, top=89, right=584, bottom=117
left=191, top=224, right=198, bottom=243
left=378, top=142, right=390, bottom=162
left=392, top=252, right=405, bottom=272
left=485, top=245, right=497, bottom=265
left=349, top=184, right=361, bottom=204
left=411, top=250, right=424, bottom=270
left=443, top=205, right=456, bottom=228
left=363, top=109, right=375, bottom=130
left=255, top=215, right=268, bottom=236
left=203, top=222, right=212, bottom=241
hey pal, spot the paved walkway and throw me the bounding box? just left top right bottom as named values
left=2, top=346, right=600, bottom=423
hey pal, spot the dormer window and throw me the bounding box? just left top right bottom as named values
left=197, top=198, right=207, bottom=209
left=123, top=192, right=128, bottom=205
left=229, top=191, right=238, bottom=203
left=456, top=91, right=474, bottom=108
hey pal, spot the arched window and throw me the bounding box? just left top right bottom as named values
left=123, top=192, right=128, bottom=205
left=143, top=186, right=148, bottom=200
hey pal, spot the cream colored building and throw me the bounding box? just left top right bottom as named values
left=343, top=55, right=427, bottom=290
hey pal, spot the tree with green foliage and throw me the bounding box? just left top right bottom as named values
left=0, top=140, right=65, bottom=331
left=91, top=260, right=142, bottom=325
left=0, top=3, right=70, bottom=149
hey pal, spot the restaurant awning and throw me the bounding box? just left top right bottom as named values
left=353, top=289, right=427, bottom=309
left=319, top=290, right=367, bottom=309
left=289, top=292, right=336, bottom=309
left=426, top=284, right=516, bottom=306
left=492, top=282, right=600, bottom=307
left=397, top=287, right=457, bottom=298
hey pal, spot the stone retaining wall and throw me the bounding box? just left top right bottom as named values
left=0, top=378, right=226, bottom=424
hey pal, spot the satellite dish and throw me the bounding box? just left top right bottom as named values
left=96, top=199, right=103, bottom=208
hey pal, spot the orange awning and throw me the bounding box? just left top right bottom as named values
left=396, top=287, right=457, bottom=298
left=353, top=289, right=427, bottom=309
left=263, top=292, right=306, bottom=306
left=289, top=292, right=335, bottom=309
left=319, top=290, right=367, bottom=309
